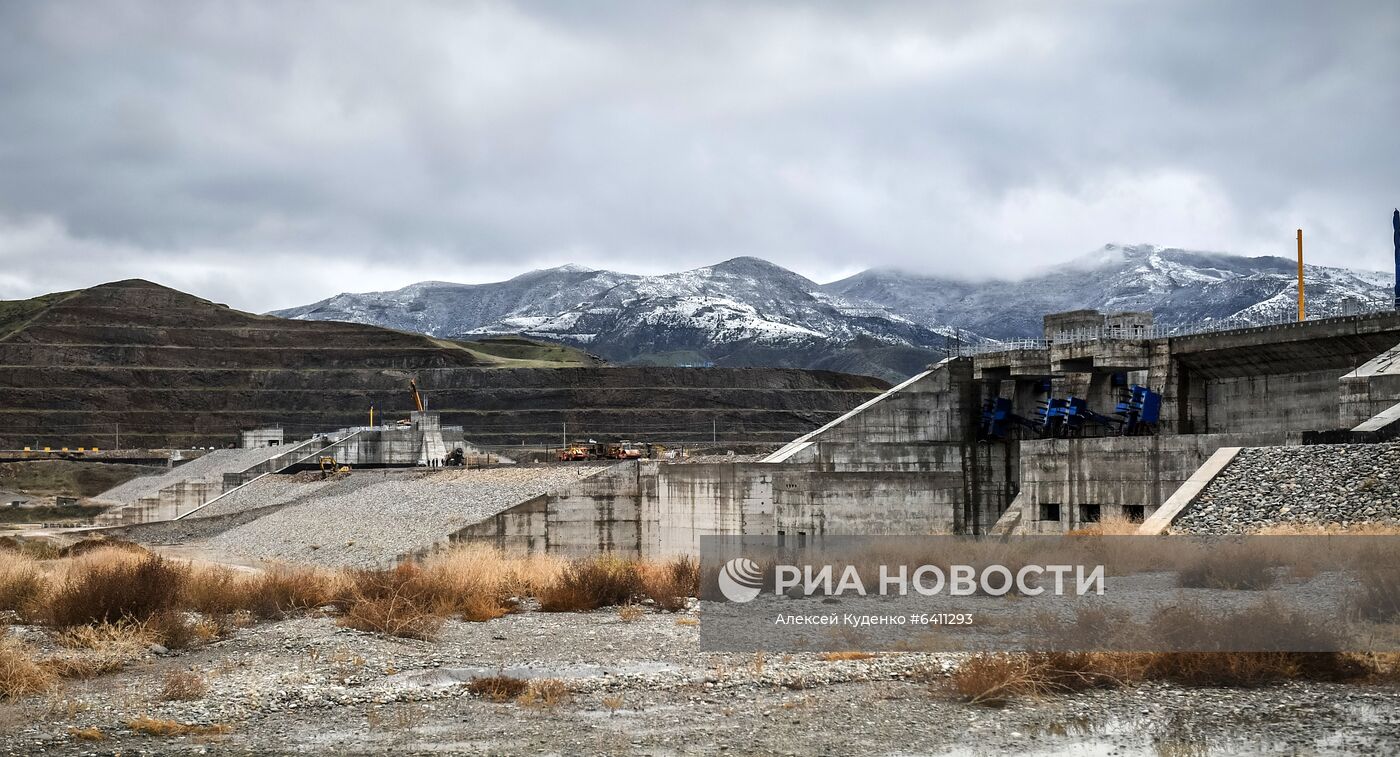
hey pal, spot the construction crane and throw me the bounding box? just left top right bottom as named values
left=409, top=379, right=425, bottom=413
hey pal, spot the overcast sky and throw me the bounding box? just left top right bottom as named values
left=1, top=1, right=1397, bottom=312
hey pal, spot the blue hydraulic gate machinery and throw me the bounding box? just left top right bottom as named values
left=1114, top=384, right=1161, bottom=435
left=979, top=385, right=1163, bottom=440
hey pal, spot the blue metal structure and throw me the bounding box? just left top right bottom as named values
left=979, top=385, right=1163, bottom=440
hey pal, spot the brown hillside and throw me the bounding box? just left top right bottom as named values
left=0, top=280, right=891, bottom=447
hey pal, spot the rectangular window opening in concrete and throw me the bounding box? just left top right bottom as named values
left=1079, top=504, right=1101, bottom=523
left=1038, top=503, right=1061, bottom=521
left=1122, top=505, right=1145, bottom=523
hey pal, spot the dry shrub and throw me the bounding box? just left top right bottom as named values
left=46, top=552, right=189, bottom=626
left=617, top=604, right=644, bottom=622
left=1177, top=546, right=1276, bottom=590
left=160, top=670, right=206, bottom=701
left=57, top=537, right=147, bottom=559
left=0, top=552, right=46, bottom=616
left=1141, top=651, right=1367, bottom=687
left=947, top=652, right=1141, bottom=706
left=539, top=555, right=641, bottom=612
left=466, top=674, right=528, bottom=702
left=0, top=638, right=56, bottom=700
left=517, top=678, right=570, bottom=708
left=185, top=562, right=336, bottom=620
left=639, top=555, right=698, bottom=612
left=818, top=651, right=876, bottom=661
left=18, top=538, right=61, bottom=560
left=337, top=563, right=444, bottom=640
left=675, top=617, right=698, bottom=626
left=68, top=726, right=105, bottom=741
left=126, top=716, right=231, bottom=737
left=147, top=610, right=196, bottom=649
left=1349, top=548, right=1400, bottom=622
left=246, top=565, right=336, bottom=618
left=418, top=546, right=563, bottom=621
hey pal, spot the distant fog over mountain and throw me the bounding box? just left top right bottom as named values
left=274, top=245, right=1392, bottom=381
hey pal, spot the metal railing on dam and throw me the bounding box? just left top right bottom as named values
left=948, top=299, right=1399, bottom=357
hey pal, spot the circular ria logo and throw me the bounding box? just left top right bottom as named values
left=717, top=557, right=763, bottom=603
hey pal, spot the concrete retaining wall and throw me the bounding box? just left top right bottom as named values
left=1013, top=433, right=1279, bottom=533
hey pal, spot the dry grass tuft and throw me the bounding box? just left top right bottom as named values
left=466, top=674, right=529, bottom=702
left=517, top=678, right=570, bottom=708
left=160, top=670, right=206, bottom=701
left=1066, top=514, right=1143, bottom=536
left=818, top=651, right=876, bottom=661
left=617, top=604, right=644, bottom=622
left=0, top=638, right=56, bottom=700
left=0, top=552, right=46, bottom=617
left=68, top=726, right=105, bottom=741
left=126, top=716, right=231, bottom=737
left=47, top=620, right=157, bottom=679
left=1177, top=547, right=1276, bottom=590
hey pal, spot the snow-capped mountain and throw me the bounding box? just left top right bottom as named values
left=824, top=245, right=1392, bottom=340
left=274, top=245, right=1393, bottom=380
left=274, top=257, right=955, bottom=381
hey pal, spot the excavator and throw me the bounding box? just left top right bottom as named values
left=396, top=379, right=426, bottom=426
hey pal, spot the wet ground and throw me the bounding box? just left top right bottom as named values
left=1, top=609, right=1397, bottom=755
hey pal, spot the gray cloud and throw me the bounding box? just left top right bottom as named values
left=0, top=0, right=1396, bottom=311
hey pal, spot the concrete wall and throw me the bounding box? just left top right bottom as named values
left=1202, top=370, right=1341, bottom=434
left=453, top=462, right=645, bottom=555
left=1013, top=433, right=1280, bottom=533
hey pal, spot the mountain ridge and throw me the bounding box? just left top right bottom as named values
left=274, top=245, right=1393, bottom=380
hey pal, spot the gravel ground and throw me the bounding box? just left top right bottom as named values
left=207, top=466, right=609, bottom=567
left=1173, top=443, right=1400, bottom=534
left=2, top=610, right=1396, bottom=755
left=91, top=447, right=290, bottom=506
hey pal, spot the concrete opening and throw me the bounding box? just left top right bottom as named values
left=1122, top=504, right=1145, bottom=523
left=1079, top=504, right=1101, bottom=523
left=1038, top=503, right=1062, bottom=522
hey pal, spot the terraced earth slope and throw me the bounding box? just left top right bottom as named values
left=0, top=280, right=890, bottom=448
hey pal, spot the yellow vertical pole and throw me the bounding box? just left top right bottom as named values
left=369, top=406, right=375, bottom=427
left=1296, top=229, right=1305, bottom=321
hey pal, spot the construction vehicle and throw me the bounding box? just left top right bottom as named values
left=445, top=447, right=465, bottom=466
left=559, top=442, right=593, bottom=461
left=409, top=379, right=425, bottom=413
left=319, top=455, right=350, bottom=479
left=605, top=441, right=646, bottom=459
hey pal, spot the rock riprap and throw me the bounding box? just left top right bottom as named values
left=1172, top=443, right=1400, bottom=534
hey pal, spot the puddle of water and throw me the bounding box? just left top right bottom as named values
left=391, top=662, right=679, bottom=687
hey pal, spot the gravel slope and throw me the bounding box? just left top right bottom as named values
left=92, top=447, right=289, bottom=505
left=208, top=465, right=609, bottom=567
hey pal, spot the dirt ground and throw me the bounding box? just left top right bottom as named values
left=2, top=607, right=1397, bottom=756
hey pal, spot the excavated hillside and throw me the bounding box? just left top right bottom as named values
left=0, top=280, right=891, bottom=448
